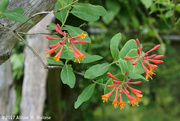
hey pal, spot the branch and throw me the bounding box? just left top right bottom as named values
left=0, top=0, right=57, bottom=65
left=18, top=32, right=59, bottom=35
left=15, top=31, right=48, bottom=69
left=15, top=0, right=79, bottom=31
left=47, top=65, right=84, bottom=76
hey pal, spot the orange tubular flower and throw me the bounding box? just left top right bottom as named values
left=125, top=84, right=143, bottom=98
left=53, top=44, right=64, bottom=62
left=71, top=33, right=87, bottom=39
left=101, top=86, right=117, bottom=102
left=119, top=87, right=126, bottom=110
left=45, top=24, right=88, bottom=62
left=141, top=61, right=154, bottom=79
left=46, top=44, right=61, bottom=57
left=102, top=72, right=143, bottom=109
left=124, top=90, right=140, bottom=106
left=112, top=87, right=119, bottom=108
left=124, top=38, right=164, bottom=79
left=71, top=43, right=85, bottom=60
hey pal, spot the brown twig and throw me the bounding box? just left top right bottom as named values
left=18, top=31, right=59, bottom=35
left=15, top=0, right=78, bottom=31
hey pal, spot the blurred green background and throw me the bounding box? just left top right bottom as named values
left=11, top=0, right=180, bottom=121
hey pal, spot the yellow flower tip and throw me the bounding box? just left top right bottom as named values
left=119, top=102, right=126, bottom=110
left=137, top=94, right=143, bottom=98
left=74, top=58, right=77, bottom=62
left=112, top=101, right=119, bottom=108
left=74, top=58, right=81, bottom=63
left=80, top=33, right=87, bottom=39
left=79, top=54, right=85, bottom=60
left=132, top=98, right=140, bottom=106
left=101, top=95, right=108, bottom=102
left=53, top=56, right=60, bottom=62
left=146, top=71, right=154, bottom=79
left=46, top=52, right=50, bottom=57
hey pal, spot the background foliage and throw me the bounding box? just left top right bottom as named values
left=10, top=0, right=180, bottom=121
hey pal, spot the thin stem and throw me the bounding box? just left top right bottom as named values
left=18, top=32, right=59, bottom=35
left=15, top=0, right=78, bottom=31
left=54, top=0, right=78, bottom=13
left=92, top=80, right=105, bottom=86
left=15, top=31, right=48, bottom=69
left=0, top=23, right=14, bottom=31
left=48, top=65, right=84, bottom=76
left=149, top=20, right=164, bottom=44
left=61, top=10, right=69, bottom=27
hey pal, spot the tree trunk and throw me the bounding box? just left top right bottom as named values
left=0, top=0, right=57, bottom=65
left=20, top=14, right=54, bottom=121
left=0, top=59, right=16, bottom=121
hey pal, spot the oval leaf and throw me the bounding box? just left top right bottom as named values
left=0, top=0, right=9, bottom=12
left=84, top=63, right=111, bottom=79
left=128, top=71, right=148, bottom=81
left=72, top=3, right=107, bottom=17
left=119, top=39, right=137, bottom=59
left=54, top=1, right=70, bottom=24
left=76, top=51, right=103, bottom=63
left=74, top=83, right=96, bottom=109
left=118, top=58, right=129, bottom=74
left=61, top=65, right=76, bottom=88
left=110, top=33, right=122, bottom=60
left=3, top=11, right=32, bottom=23
left=71, top=8, right=99, bottom=21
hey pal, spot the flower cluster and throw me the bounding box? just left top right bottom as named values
left=45, top=24, right=88, bottom=63
left=101, top=72, right=143, bottom=109
left=124, top=39, right=164, bottom=79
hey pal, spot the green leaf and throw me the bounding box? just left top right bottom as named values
left=58, top=0, right=70, bottom=7
left=2, top=7, right=33, bottom=23
left=0, top=13, right=5, bottom=18
left=0, top=0, right=9, bottom=12
left=141, top=0, right=153, bottom=9
left=61, top=65, right=76, bottom=88
left=46, top=57, right=64, bottom=65
left=118, top=58, right=129, bottom=74
left=128, top=71, right=148, bottom=81
left=2, top=12, right=32, bottom=23
left=5, top=7, right=24, bottom=14
left=76, top=51, right=103, bottom=63
left=54, top=1, right=70, bottom=24
left=106, top=0, right=120, bottom=15
left=72, top=3, right=106, bottom=17
left=74, top=83, right=96, bottom=109
left=110, top=33, right=122, bottom=61
left=126, top=49, right=144, bottom=74
left=119, top=39, right=137, bottom=59
left=165, top=10, right=173, bottom=18
left=71, top=8, right=99, bottom=21
left=46, top=23, right=57, bottom=30
left=102, top=11, right=115, bottom=24
left=84, top=63, right=111, bottom=79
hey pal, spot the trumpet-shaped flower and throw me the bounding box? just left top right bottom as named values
left=101, top=86, right=117, bottom=102
left=45, top=24, right=88, bottom=62
left=124, top=38, right=164, bottom=79
left=101, top=72, right=143, bottom=109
